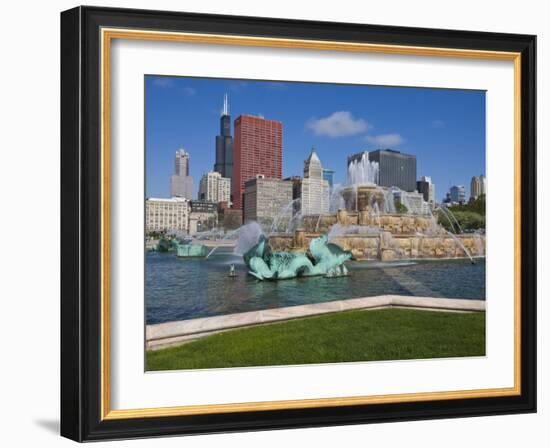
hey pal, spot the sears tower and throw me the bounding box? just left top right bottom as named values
left=214, top=94, right=233, bottom=180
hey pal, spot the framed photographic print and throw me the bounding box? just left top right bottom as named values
left=60, top=6, right=536, bottom=441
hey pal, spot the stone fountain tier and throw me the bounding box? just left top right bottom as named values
left=341, top=185, right=390, bottom=213
left=300, top=209, right=435, bottom=235
left=269, top=231, right=485, bottom=261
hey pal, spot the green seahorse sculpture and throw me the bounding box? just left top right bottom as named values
left=243, top=234, right=352, bottom=280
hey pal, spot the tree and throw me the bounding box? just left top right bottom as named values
left=437, top=194, right=486, bottom=233
left=454, top=194, right=486, bottom=215
left=437, top=209, right=485, bottom=233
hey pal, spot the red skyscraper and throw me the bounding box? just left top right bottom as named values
left=232, top=115, right=283, bottom=209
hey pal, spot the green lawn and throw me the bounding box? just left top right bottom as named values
left=146, top=308, right=485, bottom=371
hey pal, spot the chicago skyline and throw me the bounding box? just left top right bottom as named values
left=146, top=75, right=485, bottom=201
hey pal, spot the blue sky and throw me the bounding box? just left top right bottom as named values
left=145, top=76, right=485, bottom=201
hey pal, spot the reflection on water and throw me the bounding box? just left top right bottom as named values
left=146, top=248, right=485, bottom=324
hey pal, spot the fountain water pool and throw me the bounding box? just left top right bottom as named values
left=146, top=250, right=486, bottom=324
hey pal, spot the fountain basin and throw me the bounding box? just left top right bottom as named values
left=341, top=185, right=390, bottom=213
left=268, top=232, right=484, bottom=261
left=299, top=210, right=436, bottom=235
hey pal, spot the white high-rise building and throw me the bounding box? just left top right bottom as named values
left=170, top=149, right=193, bottom=199
left=198, top=171, right=231, bottom=205
left=470, top=174, right=486, bottom=201
left=145, top=197, right=189, bottom=233
left=300, top=148, right=330, bottom=216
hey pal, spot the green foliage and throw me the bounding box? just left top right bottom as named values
left=455, top=194, right=486, bottom=215
left=146, top=230, right=165, bottom=239
left=455, top=211, right=485, bottom=231
left=146, top=308, right=485, bottom=371
left=394, top=202, right=408, bottom=214
left=437, top=195, right=486, bottom=233
left=437, top=209, right=485, bottom=233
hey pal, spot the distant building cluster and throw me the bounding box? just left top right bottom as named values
left=146, top=93, right=485, bottom=234
left=442, top=175, right=486, bottom=207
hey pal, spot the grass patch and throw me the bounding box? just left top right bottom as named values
left=146, top=308, right=485, bottom=371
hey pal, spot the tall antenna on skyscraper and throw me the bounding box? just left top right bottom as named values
left=222, top=93, right=229, bottom=116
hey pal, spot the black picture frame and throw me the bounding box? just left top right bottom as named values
left=61, top=5, right=536, bottom=442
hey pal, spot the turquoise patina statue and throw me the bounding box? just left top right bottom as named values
left=175, top=242, right=208, bottom=258
left=155, top=237, right=208, bottom=257
left=243, top=234, right=352, bottom=280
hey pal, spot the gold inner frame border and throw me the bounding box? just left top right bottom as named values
left=99, top=27, right=522, bottom=421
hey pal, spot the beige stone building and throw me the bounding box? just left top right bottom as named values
left=198, top=171, right=231, bottom=205
left=301, top=148, right=330, bottom=216
left=470, top=174, right=486, bottom=201
left=145, top=197, right=189, bottom=233
left=188, top=200, right=218, bottom=235
left=243, top=176, right=293, bottom=227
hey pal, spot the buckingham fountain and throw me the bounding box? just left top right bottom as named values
left=238, top=152, right=485, bottom=281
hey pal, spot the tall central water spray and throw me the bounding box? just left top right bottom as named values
left=347, top=151, right=379, bottom=186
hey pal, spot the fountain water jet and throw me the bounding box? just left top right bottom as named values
left=347, top=152, right=379, bottom=186
left=437, top=206, right=463, bottom=234
left=235, top=221, right=265, bottom=256
left=269, top=198, right=302, bottom=235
